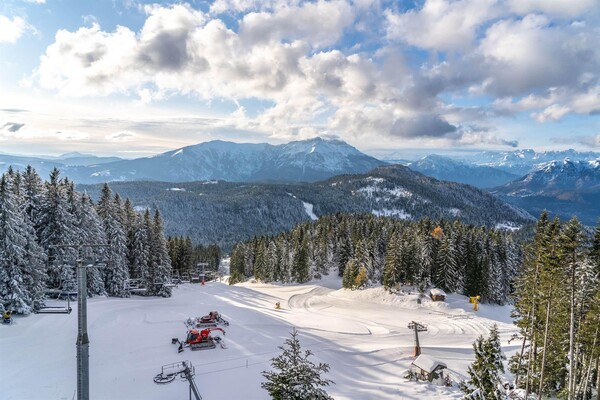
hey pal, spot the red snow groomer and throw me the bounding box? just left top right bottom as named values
left=185, top=311, right=229, bottom=329
left=173, top=327, right=227, bottom=352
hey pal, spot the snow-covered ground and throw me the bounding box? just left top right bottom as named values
left=0, top=277, right=519, bottom=400
left=302, top=201, right=318, bottom=221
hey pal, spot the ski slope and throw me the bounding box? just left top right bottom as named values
left=0, top=276, right=518, bottom=399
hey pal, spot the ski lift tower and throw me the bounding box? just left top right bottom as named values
left=49, top=244, right=110, bottom=400
left=408, top=321, right=428, bottom=357
left=197, top=262, right=209, bottom=285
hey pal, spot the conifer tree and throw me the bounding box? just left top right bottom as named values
left=75, top=193, right=106, bottom=296
left=383, top=231, right=401, bottom=289
left=228, top=243, right=246, bottom=285
left=261, top=328, right=334, bottom=400
left=36, top=168, right=78, bottom=289
left=0, top=175, right=46, bottom=313
left=97, top=183, right=129, bottom=297
left=133, top=210, right=152, bottom=284
left=293, top=236, right=310, bottom=283
left=462, top=324, right=505, bottom=400
left=148, top=209, right=172, bottom=297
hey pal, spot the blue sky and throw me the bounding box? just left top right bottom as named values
left=1, top=0, right=599, bottom=157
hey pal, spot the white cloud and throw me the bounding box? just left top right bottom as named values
left=385, top=0, right=501, bottom=51
left=28, top=1, right=600, bottom=149
left=240, top=0, right=355, bottom=48
left=0, top=15, right=26, bottom=43
left=531, top=104, right=571, bottom=123
left=506, top=0, right=599, bottom=17
left=210, top=0, right=280, bottom=14
left=478, top=14, right=599, bottom=96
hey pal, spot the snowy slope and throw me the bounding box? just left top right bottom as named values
left=1, top=279, right=518, bottom=400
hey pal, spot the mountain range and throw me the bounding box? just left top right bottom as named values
left=80, top=164, right=534, bottom=249
left=2, top=138, right=600, bottom=227
left=1, top=138, right=384, bottom=184
left=458, top=149, right=600, bottom=176
left=407, top=155, right=519, bottom=188
left=492, top=159, right=600, bottom=225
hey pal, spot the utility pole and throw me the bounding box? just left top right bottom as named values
left=50, top=244, right=109, bottom=400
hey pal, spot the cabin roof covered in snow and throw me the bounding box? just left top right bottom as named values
left=411, top=354, right=447, bottom=374
left=429, top=288, right=446, bottom=297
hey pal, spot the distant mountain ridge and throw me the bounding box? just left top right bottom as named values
left=1, top=138, right=386, bottom=184
left=460, top=149, right=600, bottom=176
left=80, top=164, right=534, bottom=248
left=492, top=158, right=600, bottom=225
left=407, top=155, right=519, bottom=188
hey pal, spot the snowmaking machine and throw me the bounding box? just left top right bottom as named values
left=173, top=327, right=227, bottom=352
left=2, top=310, right=12, bottom=325
left=185, top=311, right=229, bottom=329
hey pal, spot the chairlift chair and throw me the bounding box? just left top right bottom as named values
left=124, top=278, right=148, bottom=294
left=37, top=273, right=75, bottom=314
left=180, top=272, right=191, bottom=284
left=36, top=294, right=72, bottom=314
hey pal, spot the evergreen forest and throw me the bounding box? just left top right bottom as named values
left=228, top=213, right=523, bottom=305
left=0, top=167, right=172, bottom=314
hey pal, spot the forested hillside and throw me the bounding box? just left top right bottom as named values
left=79, top=164, right=534, bottom=250
left=0, top=167, right=172, bottom=314
left=229, top=213, right=523, bottom=305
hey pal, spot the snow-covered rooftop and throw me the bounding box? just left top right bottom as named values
left=430, top=288, right=447, bottom=297
left=411, top=354, right=447, bottom=374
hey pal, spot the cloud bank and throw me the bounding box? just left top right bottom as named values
left=28, top=0, right=600, bottom=149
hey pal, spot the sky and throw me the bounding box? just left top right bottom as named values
left=1, top=0, right=599, bottom=158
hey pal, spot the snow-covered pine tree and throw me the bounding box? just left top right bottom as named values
left=435, top=234, right=460, bottom=293
left=0, top=175, right=46, bottom=314
left=228, top=243, right=246, bottom=285
left=21, top=166, right=44, bottom=225
left=132, top=210, right=151, bottom=284
left=96, top=184, right=129, bottom=297
left=462, top=324, right=505, bottom=400
left=261, top=328, right=334, bottom=400
left=335, top=229, right=351, bottom=277
left=36, top=168, right=78, bottom=290
left=383, top=231, right=401, bottom=290
left=148, top=209, right=172, bottom=297
left=122, top=198, right=138, bottom=277
left=264, top=241, right=278, bottom=282
left=293, top=236, right=310, bottom=283
left=253, top=238, right=266, bottom=282
left=77, top=193, right=107, bottom=296
left=342, top=259, right=359, bottom=289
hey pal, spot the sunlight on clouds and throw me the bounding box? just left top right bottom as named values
left=0, top=15, right=27, bottom=43
left=19, top=0, right=600, bottom=151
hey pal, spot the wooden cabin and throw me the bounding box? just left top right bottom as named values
left=411, top=354, right=447, bottom=382
left=429, top=288, right=446, bottom=302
